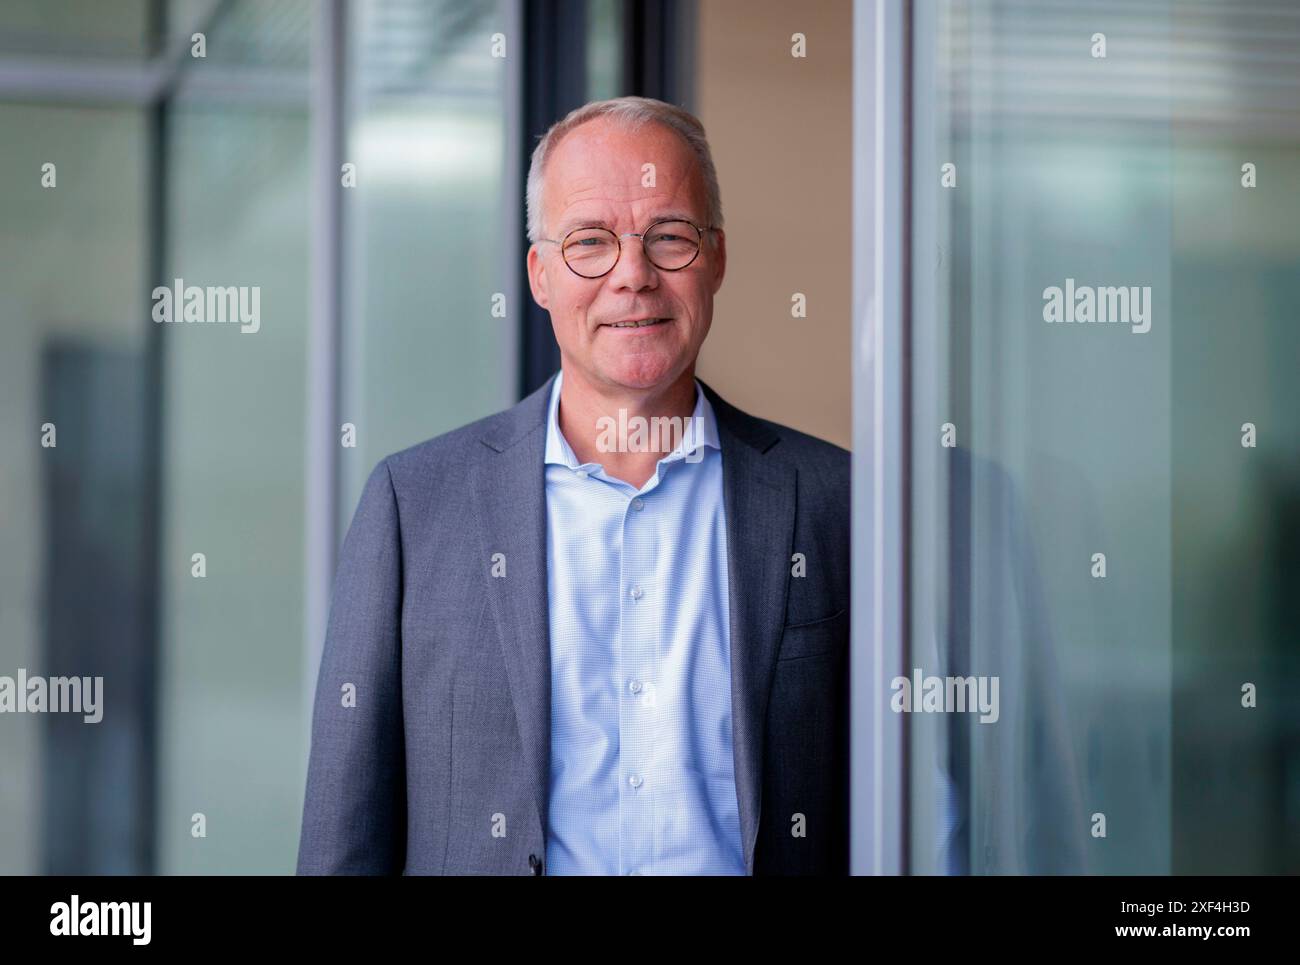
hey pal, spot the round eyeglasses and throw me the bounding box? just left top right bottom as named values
left=536, top=219, right=716, bottom=279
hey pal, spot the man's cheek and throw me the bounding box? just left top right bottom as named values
left=566, top=293, right=592, bottom=318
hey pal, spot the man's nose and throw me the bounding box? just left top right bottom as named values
left=607, top=234, right=659, bottom=290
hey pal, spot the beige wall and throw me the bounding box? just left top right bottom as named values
left=693, top=0, right=853, bottom=449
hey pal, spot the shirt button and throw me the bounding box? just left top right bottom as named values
left=629, top=586, right=643, bottom=600
left=631, top=497, right=644, bottom=511
left=576, top=469, right=588, bottom=478
left=628, top=679, right=642, bottom=694
left=628, top=774, right=643, bottom=789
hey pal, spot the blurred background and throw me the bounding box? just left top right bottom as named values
left=0, top=0, right=851, bottom=874
left=0, top=0, right=1296, bottom=876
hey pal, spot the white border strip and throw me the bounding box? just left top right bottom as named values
left=851, top=0, right=907, bottom=876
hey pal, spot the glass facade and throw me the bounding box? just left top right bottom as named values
left=156, top=0, right=313, bottom=874
left=340, top=0, right=519, bottom=519
left=0, top=0, right=626, bottom=875
left=0, top=102, right=150, bottom=874
left=909, top=0, right=1300, bottom=873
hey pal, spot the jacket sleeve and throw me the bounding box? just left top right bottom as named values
left=296, top=459, right=407, bottom=874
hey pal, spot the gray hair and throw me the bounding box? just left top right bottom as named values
left=525, top=95, right=724, bottom=245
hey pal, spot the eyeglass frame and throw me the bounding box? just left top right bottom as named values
left=534, top=218, right=719, bottom=278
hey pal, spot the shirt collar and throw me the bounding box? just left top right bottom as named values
left=543, top=369, right=721, bottom=470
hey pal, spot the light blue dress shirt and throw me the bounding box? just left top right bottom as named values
left=542, top=371, right=746, bottom=875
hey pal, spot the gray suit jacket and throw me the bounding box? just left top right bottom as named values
left=296, top=374, right=850, bottom=875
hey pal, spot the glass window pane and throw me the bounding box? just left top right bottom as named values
left=0, top=104, right=149, bottom=873
left=910, top=0, right=1300, bottom=874
left=340, top=0, right=518, bottom=521
left=587, top=0, right=623, bottom=100
left=156, top=0, right=312, bottom=874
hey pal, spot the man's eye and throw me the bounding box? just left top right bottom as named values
left=650, top=230, right=695, bottom=245
left=567, top=234, right=612, bottom=249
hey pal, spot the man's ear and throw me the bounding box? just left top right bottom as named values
left=527, top=244, right=551, bottom=309
left=709, top=228, right=727, bottom=295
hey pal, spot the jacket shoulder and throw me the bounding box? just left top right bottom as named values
left=381, top=412, right=496, bottom=476
left=763, top=419, right=849, bottom=480
left=373, top=385, right=550, bottom=491
left=701, top=379, right=848, bottom=482
left=713, top=391, right=849, bottom=486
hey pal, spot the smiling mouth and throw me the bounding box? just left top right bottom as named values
left=603, top=317, right=670, bottom=329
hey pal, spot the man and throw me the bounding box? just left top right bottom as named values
left=297, top=96, right=849, bottom=875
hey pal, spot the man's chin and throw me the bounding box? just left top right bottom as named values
left=596, top=356, right=685, bottom=393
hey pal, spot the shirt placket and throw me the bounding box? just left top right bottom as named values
left=617, top=486, right=657, bottom=875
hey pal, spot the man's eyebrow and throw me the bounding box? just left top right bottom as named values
left=553, top=213, right=699, bottom=235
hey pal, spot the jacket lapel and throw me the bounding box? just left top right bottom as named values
left=471, top=377, right=555, bottom=839
left=701, top=381, right=797, bottom=874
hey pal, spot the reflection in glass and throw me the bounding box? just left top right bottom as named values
left=910, top=0, right=1300, bottom=874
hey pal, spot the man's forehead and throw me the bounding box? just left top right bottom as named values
left=549, top=149, right=690, bottom=194
left=549, top=122, right=696, bottom=186
left=555, top=173, right=683, bottom=210
left=546, top=145, right=702, bottom=232
left=554, top=116, right=684, bottom=162
left=549, top=183, right=699, bottom=235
